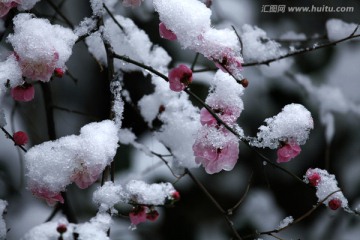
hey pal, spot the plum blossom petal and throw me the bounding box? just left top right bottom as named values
left=71, top=164, right=102, bottom=189
left=200, top=107, right=217, bottom=126
left=11, top=83, right=35, bottom=102
left=30, top=187, right=64, bottom=206
left=168, top=64, right=192, bottom=92
left=17, top=51, right=59, bottom=82
left=193, top=127, right=239, bottom=174
left=159, top=22, right=177, bottom=41
left=129, top=206, right=147, bottom=226
left=122, top=0, right=143, bottom=7
left=276, top=141, right=301, bottom=163
left=0, top=0, right=21, bottom=18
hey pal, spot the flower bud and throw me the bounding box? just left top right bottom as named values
left=328, top=198, right=342, bottom=210
left=56, top=223, right=67, bottom=234
left=13, top=131, right=28, bottom=145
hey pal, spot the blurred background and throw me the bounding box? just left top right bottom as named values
left=1, top=0, right=360, bottom=239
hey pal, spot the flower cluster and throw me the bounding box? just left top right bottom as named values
left=129, top=206, right=159, bottom=228
left=193, top=71, right=244, bottom=174
left=305, top=168, right=349, bottom=211
left=251, top=103, right=313, bottom=163
left=4, top=13, right=76, bottom=102
left=154, top=0, right=243, bottom=79
left=25, top=120, right=119, bottom=205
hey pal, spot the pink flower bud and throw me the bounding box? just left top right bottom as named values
left=56, top=224, right=67, bottom=234
left=276, top=141, right=301, bottom=163
left=328, top=198, right=342, bottom=210
left=13, top=131, right=28, bottom=145
left=172, top=191, right=181, bottom=201
left=54, top=68, right=64, bottom=78
left=307, top=171, right=321, bottom=187
left=168, top=64, right=192, bottom=92
left=146, top=210, right=159, bottom=222
left=159, top=22, right=177, bottom=41
left=11, top=84, right=35, bottom=102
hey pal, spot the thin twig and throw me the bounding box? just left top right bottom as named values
left=103, top=3, right=124, bottom=31
left=0, top=127, right=27, bottom=153
left=193, top=30, right=360, bottom=72
left=185, top=168, right=243, bottom=240
left=45, top=0, right=74, bottom=28
left=190, top=53, right=200, bottom=71
left=242, top=190, right=341, bottom=239
left=243, top=30, right=360, bottom=67
left=52, top=105, right=100, bottom=120
left=227, top=172, right=253, bottom=215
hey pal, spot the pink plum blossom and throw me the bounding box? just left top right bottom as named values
left=159, top=22, right=177, bottom=41
left=200, top=107, right=239, bottom=126
left=11, top=83, right=35, bottom=102
left=71, top=164, right=102, bottom=189
left=276, top=141, right=301, bottom=163
left=0, top=0, right=21, bottom=18
left=306, top=169, right=321, bottom=187
left=168, top=64, right=192, bottom=92
left=13, top=131, right=28, bottom=145
left=129, top=206, right=147, bottom=226
left=122, top=0, right=142, bottom=7
left=193, top=128, right=239, bottom=174
left=16, top=51, right=59, bottom=82
left=30, top=187, right=64, bottom=206
left=213, top=50, right=242, bottom=75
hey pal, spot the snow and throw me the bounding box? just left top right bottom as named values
left=326, top=19, right=359, bottom=41
left=7, top=14, right=77, bottom=82
left=74, top=17, right=98, bottom=37
left=75, top=213, right=111, bottom=240
left=280, top=31, right=306, bottom=41
left=241, top=24, right=284, bottom=63
left=21, top=213, right=111, bottom=240
left=20, top=218, right=74, bottom=240
left=0, top=54, right=22, bottom=90
left=0, top=200, right=7, bottom=240
left=110, top=75, right=124, bottom=127
left=153, top=0, right=243, bottom=79
left=251, top=103, right=314, bottom=149
left=93, top=180, right=177, bottom=210
left=138, top=74, right=201, bottom=170
left=90, top=0, right=105, bottom=16
left=124, top=180, right=175, bottom=205
left=277, top=216, right=294, bottom=230
left=86, top=15, right=171, bottom=72
left=93, top=181, right=123, bottom=213
left=259, top=58, right=293, bottom=78
left=294, top=74, right=360, bottom=143
left=205, top=70, right=245, bottom=120
left=25, top=120, right=119, bottom=195
left=17, top=0, right=40, bottom=10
